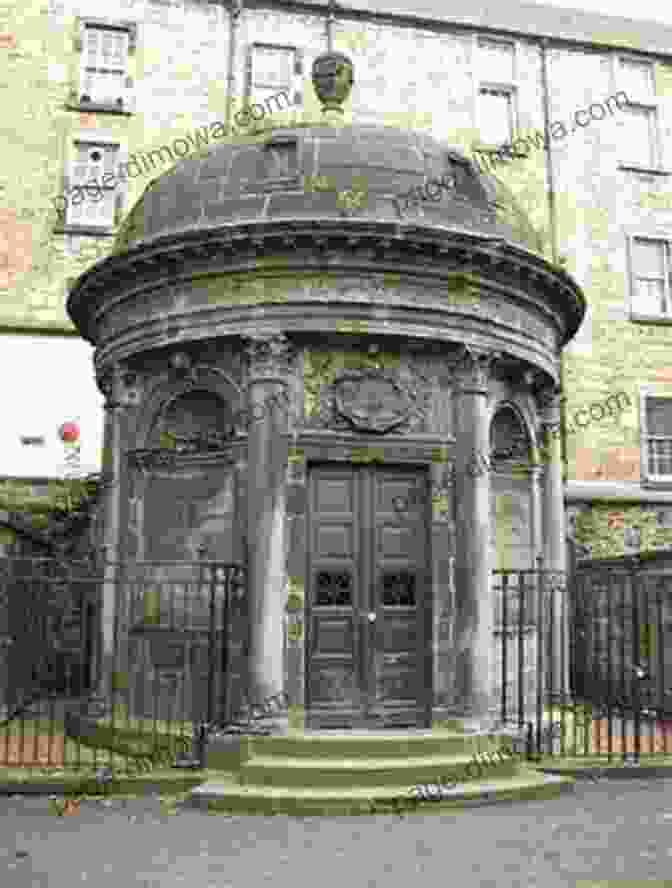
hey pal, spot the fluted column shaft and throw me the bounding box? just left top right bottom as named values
left=450, top=348, right=497, bottom=730
left=540, top=388, right=568, bottom=697
left=245, top=335, right=293, bottom=712
left=97, top=364, right=127, bottom=701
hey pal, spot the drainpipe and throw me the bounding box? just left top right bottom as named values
left=539, top=38, right=568, bottom=493
left=539, top=39, right=558, bottom=266
left=225, top=0, right=243, bottom=134
left=326, top=0, right=337, bottom=52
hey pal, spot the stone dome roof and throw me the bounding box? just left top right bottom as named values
left=113, top=121, right=543, bottom=257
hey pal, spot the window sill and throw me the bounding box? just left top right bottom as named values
left=630, top=313, right=672, bottom=325
left=619, top=164, right=671, bottom=177
left=472, top=143, right=528, bottom=160
left=641, top=478, right=672, bottom=489
left=53, top=225, right=117, bottom=237
left=65, top=102, right=133, bottom=117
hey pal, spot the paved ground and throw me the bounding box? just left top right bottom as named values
left=2, top=778, right=672, bottom=887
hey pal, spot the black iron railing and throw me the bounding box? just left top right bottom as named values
left=0, top=553, right=246, bottom=774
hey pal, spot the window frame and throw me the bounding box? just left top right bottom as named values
left=56, top=135, right=125, bottom=236
left=473, top=36, right=519, bottom=151
left=70, top=17, right=137, bottom=115
left=245, top=42, right=302, bottom=115
left=628, top=233, right=672, bottom=322
left=618, top=101, right=661, bottom=172
left=616, top=55, right=656, bottom=104
left=613, top=54, right=666, bottom=174
left=477, top=85, right=517, bottom=149
left=640, top=387, right=672, bottom=486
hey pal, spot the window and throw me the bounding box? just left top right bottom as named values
left=630, top=237, right=672, bottom=317
left=477, top=39, right=515, bottom=85
left=620, top=104, right=659, bottom=169
left=478, top=88, right=515, bottom=146
left=643, top=395, right=672, bottom=481
left=247, top=43, right=301, bottom=113
left=79, top=24, right=131, bottom=108
left=476, top=39, right=517, bottom=147
left=66, top=141, right=119, bottom=228
left=618, top=57, right=655, bottom=103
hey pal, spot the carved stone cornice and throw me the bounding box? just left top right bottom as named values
left=243, top=333, right=295, bottom=381
left=126, top=448, right=179, bottom=472
left=67, top=223, right=586, bottom=351
left=452, top=346, right=501, bottom=394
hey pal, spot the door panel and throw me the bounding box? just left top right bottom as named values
left=369, top=471, right=427, bottom=726
left=306, top=464, right=429, bottom=728
left=307, top=469, right=363, bottom=725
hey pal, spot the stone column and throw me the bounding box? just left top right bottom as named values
left=430, top=449, right=455, bottom=725
left=449, top=347, right=498, bottom=731
left=530, top=465, right=544, bottom=566
left=95, top=363, right=130, bottom=708
left=244, top=334, right=294, bottom=726
left=285, top=446, right=307, bottom=732
left=539, top=387, right=568, bottom=697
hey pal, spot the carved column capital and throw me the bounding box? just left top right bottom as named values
left=537, top=385, right=563, bottom=426
left=243, top=333, right=295, bottom=381
left=97, top=363, right=136, bottom=409
left=452, top=346, right=500, bottom=394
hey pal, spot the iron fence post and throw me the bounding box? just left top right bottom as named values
left=201, top=544, right=218, bottom=767
left=631, top=555, right=642, bottom=765
left=220, top=566, right=231, bottom=728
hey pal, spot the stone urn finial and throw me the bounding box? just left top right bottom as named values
left=312, top=51, right=354, bottom=120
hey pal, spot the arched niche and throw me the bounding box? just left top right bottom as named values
left=134, top=364, right=243, bottom=450
left=128, top=383, right=243, bottom=564
left=490, top=403, right=532, bottom=468
left=489, top=403, right=539, bottom=572
left=147, top=389, right=235, bottom=453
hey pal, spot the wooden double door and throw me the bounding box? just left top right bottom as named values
left=306, top=464, right=431, bottom=728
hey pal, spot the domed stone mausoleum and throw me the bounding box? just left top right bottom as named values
left=67, top=52, right=585, bottom=738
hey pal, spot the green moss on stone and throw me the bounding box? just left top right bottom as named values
left=574, top=505, right=672, bottom=559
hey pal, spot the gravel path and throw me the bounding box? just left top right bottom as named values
left=2, top=778, right=672, bottom=887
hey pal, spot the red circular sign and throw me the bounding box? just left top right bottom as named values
left=59, top=422, right=80, bottom=443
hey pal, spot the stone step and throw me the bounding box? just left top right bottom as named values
left=237, top=752, right=520, bottom=788
left=188, top=770, right=575, bottom=816
left=205, top=731, right=507, bottom=769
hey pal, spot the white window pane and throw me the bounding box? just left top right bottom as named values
left=479, top=91, right=512, bottom=145
left=647, top=397, right=672, bottom=436
left=621, top=107, right=654, bottom=166
left=71, top=144, right=118, bottom=194
left=81, top=70, right=95, bottom=98
left=100, top=31, right=127, bottom=68
left=253, top=46, right=293, bottom=87
left=478, top=40, right=514, bottom=83
left=635, top=279, right=666, bottom=314
left=68, top=190, right=115, bottom=227
left=89, top=70, right=125, bottom=103
left=251, top=86, right=292, bottom=114
left=648, top=439, right=672, bottom=476
left=103, top=146, right=118, bottom=175
left=621, top=60, right=654, bottom=101
left=85, top=29, right=100, bottom=62
left=81, top=28, right=127, bottom=103
left=633, top=239, right=665, bottom=276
